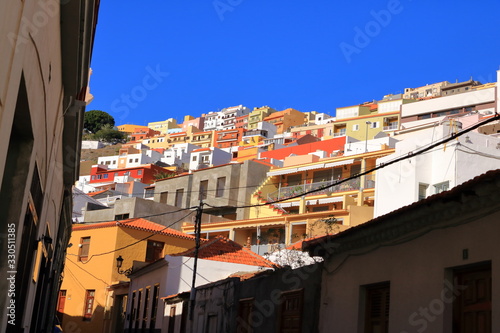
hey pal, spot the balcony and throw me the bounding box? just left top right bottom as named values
left=267, top=175, right=375, bottom=202
left=383, top=123, right=398, bottom=131
left=333, top=131, right=346, bottom=137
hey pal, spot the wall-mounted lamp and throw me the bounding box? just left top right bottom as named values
left=465, top=135, right=472, bottom=144
left=116, top=255, right=133, bottom=275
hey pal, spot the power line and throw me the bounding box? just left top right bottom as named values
left=204, top=114, right=500, bottom=210
left=70, top=210, right=197, bottom=263
left=74, top=205, right=199, bottom=224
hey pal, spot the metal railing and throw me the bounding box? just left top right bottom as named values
left=267, top=175, right=375, bottom=202
left=383, top=123, right=398, bottom=131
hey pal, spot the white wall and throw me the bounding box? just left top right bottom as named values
left=402, top=87, right=495, bottom=117
left=374, top=124, right=500, bottom=217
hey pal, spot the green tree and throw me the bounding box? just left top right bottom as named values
left=93, top=124, right=127, bottom=144
left=84, top=110, right=115, bottom=133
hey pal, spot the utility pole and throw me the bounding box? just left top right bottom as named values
left=189, top=201, right=204, bottom=320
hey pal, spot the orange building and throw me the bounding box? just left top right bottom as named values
left=263, top=108, right=306, bottom=134
left=58, top=218, right=196, bottom=333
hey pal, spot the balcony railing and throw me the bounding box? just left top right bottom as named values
left=267, top=175, right=375, bottom=202
left=333, top=131, right=346, bottom=137
left=383, top=123, right=398, bottom=131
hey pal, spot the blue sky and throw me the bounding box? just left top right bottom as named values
left=89, top=0, right=500, bottom=126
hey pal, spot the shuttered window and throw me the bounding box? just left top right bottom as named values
left=364, top=282, right=390, bottom=333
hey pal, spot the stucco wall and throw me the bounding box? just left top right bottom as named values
left=374, top=125, right=500, bottom=217
left=319, top=209, right=500, bottom=333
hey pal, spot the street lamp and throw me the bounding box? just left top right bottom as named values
left=365, top=121, right=372, bottom=153
left=116, top=255, right=132, bottom=275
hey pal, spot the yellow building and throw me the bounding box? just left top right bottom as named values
left=148, top=118, right=180, bottom=134
left=191, top=130, right=215, bottom=148
left=247, top=106, right=277, bottom=130
left=330, top=99, right=415, bottom=140
left=117, top=124, right=150, bottom=134
left=182, top=149, right=394, bottom=251
left=59, top=218, right=196, bottom=333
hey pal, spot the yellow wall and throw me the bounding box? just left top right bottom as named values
left=117, top=124, right=149, bottom=133
left=60, top=224, right=195, bottom=333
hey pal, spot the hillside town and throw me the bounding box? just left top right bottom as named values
left=1, top=2, right=500, bottom=333
left=64, top=73, right=500, bottom=333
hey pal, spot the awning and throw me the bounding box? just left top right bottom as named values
left=267, top=168, right=298, bottom=177
left=318, top=197, right=343, bottom=204
left=296, top=163, right=325, bottom=172
left=324, top=159, right=354, bottom=168
left=276, top=201, right=300, bottom=208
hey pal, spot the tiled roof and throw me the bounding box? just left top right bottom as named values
left=73, top=218, right=196, bottom=240
left=192, top=148, right=212, bottom=152
left=171, top=236, right=277, bottom=268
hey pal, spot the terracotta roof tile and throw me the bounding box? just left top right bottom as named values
left=73, top=218, right=196, bottom=240
left=171, top=236, right=277, bottom=268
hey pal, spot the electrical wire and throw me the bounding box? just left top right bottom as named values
left=75, top=205, right=199, bottom=224
left=204, top=114, right=500, bottom=210
left=70, top=210, right=196, bottom=263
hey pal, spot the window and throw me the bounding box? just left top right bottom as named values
left=129, top=292, right=136, bottom=331
left=453, top=263, right=491, bottom=332
left=237, top=298, right=254, bottom=333
left=352, top=124, right=359, bottom=131
left=103, top=174, right=108, bottom=179
left=216, top=177, right=226, bottom=197
left=160, top=191, right=168, bottom=204
left=142, top=287, right=150, bottom=329
left=313, top=169, right=331, bottom=183
left=150, top=285, right=160, bottom=330
left=287, top=174, right=302, bottom=186
left=114, top=213, right=130, bottom=220
left=364, top=282, right=390, bottom=333
left=83, top=290, right=95, bottom=321
left=135, top=290, right=142, bottom=330
left=279, top=290, right=303, bottom=332
left=350, top=164, right=361, bottom=177
left=192, top=155, right=197, bottom=162
left=135, top=158, right=139, bottom=163
left=175, top=189, right=184, bottom=207
left=129, top=159, right=133, bottom=163
left=78, top=237, right=91, bottom=262
left=137, top=170, right=143, bottom=175
left=146, top=240, right=164, bottom=262
left=370, top=122, right=380, bottom=129
left=144, top=188, right=154, bottom=198
left=168, top=306, right=176, bottom=333
left=91, top=175, right=95, bottom=180
left=56, top=290, right=67, bottom=322
left=418, top=183, right=428, bottom=200
left=199, top=180, right=208, bottom=201
left=434, top=181, right=450, bottom=194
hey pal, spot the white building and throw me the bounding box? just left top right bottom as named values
left=221, top=105, right=250, bottom=130
left=161, top=143, right=201, bottom=167
left=374, top=122, right=500, bottom=217
left=125, top=237, right=275, bottom=333
left=98, top=150, right=162, bottom=169
left=189, top=147, right=232, bottom=171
